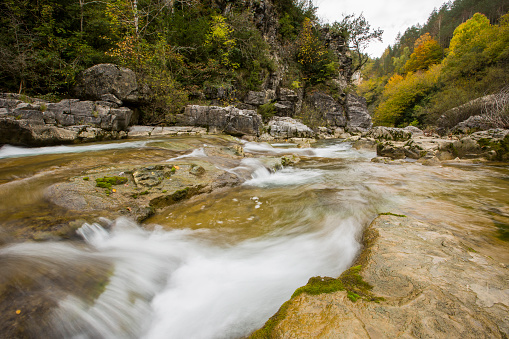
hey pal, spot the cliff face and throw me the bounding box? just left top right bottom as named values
left=184, top=0, right=369, bottom=130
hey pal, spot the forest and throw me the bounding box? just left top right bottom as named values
left=1, top=0, right=508, bottom=129
left=0, top=0, right=377, bottom=125
left=357, top=0, right=509, bottom=129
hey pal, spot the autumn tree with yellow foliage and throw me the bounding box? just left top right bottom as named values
left=403, top=33, right=442, bottom=73
left=369, top=10, right=509, bottom=128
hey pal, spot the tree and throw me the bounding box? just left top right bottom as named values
left=297, top=17, right=337, bottom=84
left=448, top=12, right=490, bottom=56
left=373, top=64, right=442, bottom=126
left=403, top=33, right=442, bottom=73
left=331, top=13, right=383, bottom=76
left=204, top=15, right=238, bottom=70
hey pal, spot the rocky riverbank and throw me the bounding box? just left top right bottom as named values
left=342, top=126, right=509, bottom=164
left=252, top=214, right=509, bottom=338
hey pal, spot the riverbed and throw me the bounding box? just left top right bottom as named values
left=0, top=136, right=507, bottom=338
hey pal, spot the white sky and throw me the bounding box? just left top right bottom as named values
left=315, top=0, right=447, bottom=58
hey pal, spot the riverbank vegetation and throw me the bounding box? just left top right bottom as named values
left=0, top=0, right=381, bottom=125
left=357, top=0, right=509, bottom=129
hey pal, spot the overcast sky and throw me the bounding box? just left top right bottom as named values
left=315, top=0, right=447, bottom=58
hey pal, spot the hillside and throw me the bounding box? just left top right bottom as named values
left=357, top=0, right=509, bottom=130
left=0, top=0, right=381, bottom=127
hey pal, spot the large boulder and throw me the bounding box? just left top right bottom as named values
left=0, top=93, right=132, bottom=146
left=176, top=105, right=262, bottom=136
left=308, top=92, right=346, bottom=127
left=73, top=64, right=139, bottom=104
left=453, top=115, right=495, bottom=134
left=364, top=126, right=412, bottom=141
left=244, top=90, right=276, bottom=106
left=267, top=117, right=315, bottom=139
left=346, top=93, right=372, bottom=129
left=261, top=214, right=509, bottom=338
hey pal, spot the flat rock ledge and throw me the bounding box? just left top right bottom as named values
left=128, top=125, right=207, bottom=137
left=255, top=215, right=509, bottom=338
left=351, top=126, right=509, bottom=164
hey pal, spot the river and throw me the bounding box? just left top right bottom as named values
left=0, top=136, right=508, bottom=338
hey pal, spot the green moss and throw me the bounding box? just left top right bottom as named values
left=95, top=176, right=128, bottom=190
left=83, top=177, right=89, bottom=181
left=249, top=300, right=292, bottom=339
left=140, top=190, right=149, bottom=195
left=380, top=212, right=406, bottom=217
left=250, top=265, right=381, bottom=338
left=347, top=292, right=361, bottom=302
left=477, top=135, right=509, bottom=161
left=292, top=276, right=345, bottom=298
left=172, top=187, right=189, bottom=201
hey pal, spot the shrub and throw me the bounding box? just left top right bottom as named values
left=258, top=102, right=276, bottom=121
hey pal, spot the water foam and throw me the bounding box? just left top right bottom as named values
left=0, top=140, right=150, bottom=159
left=243, top=141, right=359, bottom=159
left=1, top=214, right=363, bottom=338
left=167, top=147, right=208, bottom=161
left=244, top=167, right=324, bottom=188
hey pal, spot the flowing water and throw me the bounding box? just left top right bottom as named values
left=0, top=136, right=508, bottom=338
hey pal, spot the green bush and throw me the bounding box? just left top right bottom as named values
left=258, top=102, right=276, bottom=121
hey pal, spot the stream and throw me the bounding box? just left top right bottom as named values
left=0, top=136, right=508, bottom=338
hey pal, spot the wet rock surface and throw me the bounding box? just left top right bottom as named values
left=353, top=126, right=509, bottom=163
left=260, top=215, right=509, bottom=338
left=44, top=141, right=283, bottom=222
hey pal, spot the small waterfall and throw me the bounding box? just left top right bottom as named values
left=167, top=147, right=208, bottom=161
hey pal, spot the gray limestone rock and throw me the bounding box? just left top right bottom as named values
left=308, top=91, right=346, bottom=127
left=365, top=126, right=412, bottom=141
left=0, top=93, right=132, bottom=146
left=244, top=90, right=276, bottom=106
left=73, top=64, right=139, bottom=103
left=267, top=117, right=315, bottom=139
left=177, top=105, right=262, bottom=136
left=345, top=93, right=372, bottom=129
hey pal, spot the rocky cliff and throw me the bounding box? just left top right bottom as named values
left=0, top=93, right=132, bottom=146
